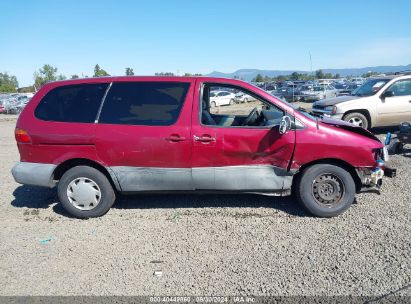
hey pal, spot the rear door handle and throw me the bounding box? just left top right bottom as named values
left=165, top=134, right=186, bottom=142
left=193, top=135, right=215, bottom=143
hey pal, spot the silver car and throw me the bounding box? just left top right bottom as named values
left=300, top=84, right=338, bottom=102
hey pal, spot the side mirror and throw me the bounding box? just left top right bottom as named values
left=279, top=116, right=292, bottom=135
left=381, top=91, right=394, bottom=99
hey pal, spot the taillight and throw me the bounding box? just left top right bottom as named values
left=15, top=128, right=31, bottom=143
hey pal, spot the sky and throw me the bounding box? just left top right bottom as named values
left=1, top=0, right=411, bottom=87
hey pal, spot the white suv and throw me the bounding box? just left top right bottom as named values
left=312, top=74, right=411, bottom=129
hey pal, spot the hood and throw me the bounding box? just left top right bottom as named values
left=320, top=117, right=381, bottom=143
left=314, top=95, right=360, bottom=107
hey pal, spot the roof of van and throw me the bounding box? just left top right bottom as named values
left=47, top=75, right=248, bottom=84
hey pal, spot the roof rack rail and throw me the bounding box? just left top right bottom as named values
left=394, top=70, right=411, bottom=75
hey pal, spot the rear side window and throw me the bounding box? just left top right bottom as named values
left=35, top=83, right=108, bottom=123
left=99, top=82, right=189, bottom=126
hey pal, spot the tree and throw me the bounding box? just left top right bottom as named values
left=315, top=69, right=325, bottom=79
left=252, top=74, right=264, bottom=82
left=125, top=67, right=134, bottom=76
left=18, top=86, right=35, bottom=93
left=0, top=72, right=19, bottom=92
left=362, top=71, right=378, bottom=78
left=290, top=72, right=300, bottom=81
left=33, top=64, right=60, bottom=88
left=94, top=64, right=110, bottom=77
left=71, top=74, right=79, bottom=79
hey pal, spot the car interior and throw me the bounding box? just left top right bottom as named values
left=201, top=85, right=285, bottom=127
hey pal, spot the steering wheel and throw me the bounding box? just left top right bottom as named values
left=242, top=107, right=258, bottom=126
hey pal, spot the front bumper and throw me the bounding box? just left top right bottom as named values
left=12, top=162, right=57, bottom=188
left=311, top=108, right=344, bottom=120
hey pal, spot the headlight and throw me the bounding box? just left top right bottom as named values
left=324, top=106, right=337, bottom=114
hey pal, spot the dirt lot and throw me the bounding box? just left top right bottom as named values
left=0, top=114, right=410, bottom=297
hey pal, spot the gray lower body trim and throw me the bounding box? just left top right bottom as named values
left=110, top=167, right=192, bottom=191
left=11, top=162, right=57, bottom=188
left=110, top=165, right=293, bottom=192
left=192, top=165, right=291, bottom=190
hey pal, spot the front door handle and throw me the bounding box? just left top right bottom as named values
left=165, top=134, right=186, bottom=142
left=193, top=135, right=215, bottom=143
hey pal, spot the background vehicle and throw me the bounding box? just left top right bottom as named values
left=336, top=83, right=361, bottom=96
left=300, top=84, right=337, bottom=102
left=312, top=74, right=411, bottom=129
left=12, top=77, right=387, bottom=219
left=234, top=91, right=256, bottom=103
left=351, top=77, right=365, bottom=85
left=209, top=90, right=236, bottom=107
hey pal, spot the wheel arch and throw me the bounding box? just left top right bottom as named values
left=292, top=158, right=362, bottom=193
left=52, top=158, right=121, bottom=191
left=343, top=109, right=372, bottom=128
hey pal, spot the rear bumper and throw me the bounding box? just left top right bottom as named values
left=12, top=162, right=57, bottom=188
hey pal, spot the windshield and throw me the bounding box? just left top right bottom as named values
left=352, top=79, right=389, bottom=97
left=251, top=82, right=317, bottom=120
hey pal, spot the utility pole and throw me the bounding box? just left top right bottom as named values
left=309, top=51, right=313, bottom=78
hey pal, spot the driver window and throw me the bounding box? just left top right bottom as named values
left=388, top=80, right=411, bottom=97
left=201, top=85, right=284, bottom=127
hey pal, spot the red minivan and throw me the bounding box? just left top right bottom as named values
left=12, top=77, right=388, bottom=218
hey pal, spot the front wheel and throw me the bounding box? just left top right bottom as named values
left=343, top=112, right=369, bottom=129
left=295, top=164, right=355, bottom=217
left=57, top=166, right=116, bottom=218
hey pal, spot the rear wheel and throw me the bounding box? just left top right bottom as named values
left=57, top=166, right=116, bottom=218
left=295, top=164, right=355, bottom=217
left=343, top=112, right=369, bottom=129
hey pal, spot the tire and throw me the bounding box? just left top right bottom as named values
left=343, top=112, right=369, bottom=129
left=211, top=101, right=216, bottom=108
left=295, top=164, right=356, bottom=217
left=57, top=166, right=116, bottom=218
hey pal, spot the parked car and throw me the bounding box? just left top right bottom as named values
left=209, top=90, right=236, bottom=107
left=300, top=84, right=337, bottom=102
left=12, top=76, right=389, bottom=219
left=234, top=91, right=255, bottom=103
left=282, top=86, right=301, bottom=102
left=351, top=77, right=365, bottom=85
left=312, top=75, right=411, bottom=129
left=336, top=83, right=361, bottom=96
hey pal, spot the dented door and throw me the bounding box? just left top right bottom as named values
left=191, top=79, right=296, bottom=191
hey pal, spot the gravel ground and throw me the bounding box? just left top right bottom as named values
left=0, top=115, right=410, bottom=298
